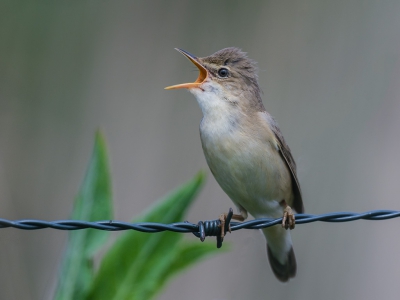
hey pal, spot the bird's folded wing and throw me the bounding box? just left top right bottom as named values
left=261, top=112, right=304, bottom=213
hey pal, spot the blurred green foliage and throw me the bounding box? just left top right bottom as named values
left=55, top=131, right=113, bottom=300
left=55, top=132, right=223, bottom=300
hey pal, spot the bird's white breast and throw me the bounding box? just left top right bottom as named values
left=191, top=88, right=292, bottom=218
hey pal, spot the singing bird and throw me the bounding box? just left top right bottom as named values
left=165, top=48, right=304, bottom=282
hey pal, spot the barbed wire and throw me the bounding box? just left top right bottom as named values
left=1, top=209, right=399, bottom=248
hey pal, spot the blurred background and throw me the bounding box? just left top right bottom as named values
left=1, top=1, right=400, bottom=299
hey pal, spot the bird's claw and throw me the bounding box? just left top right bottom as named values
left=282, top=206, right=295, bottom=230
left=219, top=213, right=231, bottom=239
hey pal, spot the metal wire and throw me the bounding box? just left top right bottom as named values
left=1, top=210, right=399, bottom=231
left=1, top=209, right=399, bottom=248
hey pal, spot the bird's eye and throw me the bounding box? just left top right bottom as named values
left=217, top=68, right=229, bottom=78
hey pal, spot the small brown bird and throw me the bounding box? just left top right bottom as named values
left=165, top=48, right=304, bottom=282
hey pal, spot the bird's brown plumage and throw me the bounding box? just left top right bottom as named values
left=167, top=47, right=304, bottom=282
left=266, top=113, right=304, bottom=214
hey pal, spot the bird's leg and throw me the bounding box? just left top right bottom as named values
left=219, top=208, right=247, bottom=239
left=280, top=199, right=295, bottom=230
left=232, top=213, right=246, bottom=221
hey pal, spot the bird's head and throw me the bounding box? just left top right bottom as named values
left=166, top=47, right=264, bottom=114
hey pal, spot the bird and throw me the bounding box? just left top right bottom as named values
left=165, top=47, right=304, bottom=282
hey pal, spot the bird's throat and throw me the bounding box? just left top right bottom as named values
left=189, top=82, right=237, bottom=118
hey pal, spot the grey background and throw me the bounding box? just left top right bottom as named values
left=1, top=1, right=400, bottom=299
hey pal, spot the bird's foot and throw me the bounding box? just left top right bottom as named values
left=218, top=214, right=229, bottom=239
left=281, top=201, right=295, bottom=230
left=218, top=212, right=245, bottom=239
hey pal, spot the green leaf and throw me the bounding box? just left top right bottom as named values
left=134, top=241, right=227, bottom=300
left=87, top=171, right=224, bottom=300
left=55, top=131, right=113, bottom=300
left=166, top=241, right=227, bottom=279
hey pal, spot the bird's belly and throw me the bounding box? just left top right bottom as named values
left=201, top=133, right=292, bottom=217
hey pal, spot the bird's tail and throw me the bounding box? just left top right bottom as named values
left=267, top=244, right=296, bottom=282
left=262, top=227, right=297, bottom=282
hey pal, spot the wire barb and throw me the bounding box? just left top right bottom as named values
left=1, top=209, right=399, bottom=248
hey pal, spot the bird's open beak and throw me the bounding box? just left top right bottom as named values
left=165, top=48, right=208, bottom=90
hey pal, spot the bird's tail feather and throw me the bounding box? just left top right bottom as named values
left=267, top=244, right=296, bottom=282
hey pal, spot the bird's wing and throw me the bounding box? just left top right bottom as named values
left=262, top=112, right=304, bottom=213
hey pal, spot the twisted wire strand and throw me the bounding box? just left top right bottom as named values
left=2, top=210, right=399, bottom=248
left=1, top=210, right=399, bottom=231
